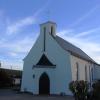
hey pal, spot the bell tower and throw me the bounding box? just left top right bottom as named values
left=40, top=21, right=57, bottom=52
left=40, top=21, right=57, bottom=37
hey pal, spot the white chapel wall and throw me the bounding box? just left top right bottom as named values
left=21, top=23, right=73, bottom=95
left=70, top=55, right=93, bottom=83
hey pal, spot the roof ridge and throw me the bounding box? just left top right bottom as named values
left=55, top=35, right=96, bottom=63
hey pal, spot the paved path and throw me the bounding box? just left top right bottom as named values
left=0, top=89, right=74, bottom=100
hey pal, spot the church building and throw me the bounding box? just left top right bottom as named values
left=21, top=21, right=100, bottom=95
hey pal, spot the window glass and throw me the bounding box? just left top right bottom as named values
left=85, top=66, right=87, bottom=81
left=76, top=62, right=79, bottom=80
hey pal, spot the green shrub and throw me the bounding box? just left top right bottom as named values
left=69, top=80, right=89, bottom=100
left=91, top=80, right=100, bottom=100
left=0, top=70, right=13, bottom=88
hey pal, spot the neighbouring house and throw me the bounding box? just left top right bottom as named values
left=0, top=68, right=22, bottom=87
left=21, top=21, right=100, bottom=95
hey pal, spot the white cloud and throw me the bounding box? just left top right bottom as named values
left=0, top=0, right=51, bottom=70
left=1, top=60, right=23, bottom=70
left=6, top=16, right=36, bottom=35
left=0, top=35, right=38, bottom=54
left=0, top=35, right=38, bottom=70
left=8, top=52, right=18, bottom=57
left=5, top=0, right=50, bottom=36
left=58, top=29, right=74, bottom=36
left=74, top=27, right=100, bottom=38
left=58, top=29, right=100, bottom=64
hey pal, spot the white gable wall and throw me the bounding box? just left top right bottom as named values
left=21, top=27, right=72, bottom=95
left=21, top=34, right=44, bottom=93
left=45, top=32, right=72, bottom=95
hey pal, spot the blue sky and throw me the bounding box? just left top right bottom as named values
left=0, top=0, right=100, bottom=70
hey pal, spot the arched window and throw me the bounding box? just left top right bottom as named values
left=76, top=62, right=79, bottom=80
left=89, top=66, right=92, bottom=87
left=91, top=68, right=93, bottom=81
left=85, top=65, right=87, bottom=81
left=89, top=66, right=91, bottom=82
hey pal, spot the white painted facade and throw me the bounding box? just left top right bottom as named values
left=21, top=21, right=100, bottom=95
left=70, top=55, right=93, bottom=83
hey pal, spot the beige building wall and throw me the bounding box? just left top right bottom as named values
left=70, top=54, right=93, bottom=83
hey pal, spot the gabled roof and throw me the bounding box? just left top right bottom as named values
left=55, top=36, right=96, bottom=63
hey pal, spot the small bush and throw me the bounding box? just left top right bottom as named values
left=69, top=80, right=89, bottom=100
left=0, top=70, right=13, bottom=88
left=90, top=80, right=100, bottom=100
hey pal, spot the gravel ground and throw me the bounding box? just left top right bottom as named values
left=0, top=89, right=74, bottom=100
